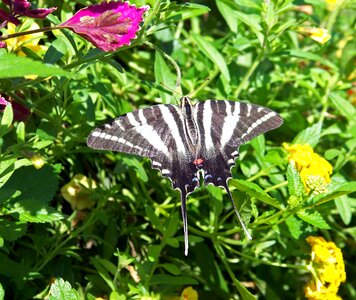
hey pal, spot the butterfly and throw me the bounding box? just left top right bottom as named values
left=87, top=96, right=283, bottom=255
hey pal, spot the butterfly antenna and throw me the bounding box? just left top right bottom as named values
left=186, top=78, right=210, bottom=98
left=225, top=185, right=252, bottom=240
left=180, top=191, right=189, bottom=256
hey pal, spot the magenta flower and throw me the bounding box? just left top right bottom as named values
left=60, top=1, right=149, bottom=52
left=0, top=95, right=11, bottom=109
left=0, top=0, right=56, bottom=27
left=0, top=41, right=6, bottom=48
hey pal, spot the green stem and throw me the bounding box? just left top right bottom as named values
left=144, top=41, right=182, bottom=94
left=0, top=26, right=59, bottom=41
left=234, top=45, right=266, bottom=99
left=35, top=211, right=97, bottom=272
left=214, top=243, right=256, bottom=300
left=222, top=243, right=308, bottom=271
left=264, top=180, right=288, bottom=193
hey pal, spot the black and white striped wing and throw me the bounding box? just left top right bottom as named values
left=87, top=104, right=200, bottom=193
left=194, top=100, right=283, bottom=187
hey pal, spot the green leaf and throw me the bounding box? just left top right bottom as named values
left=313, top=181, right=356, bottom=205
left=293, top=122, right=321, bottom=147
left=287, top=50, right=338, bottom=71
left=49, top=278, right=80, bottom=300
left=145, top=206, right=163, bottom=232
left=16, top=122, right=25, bottom=143
left=250, top=134, right=265, bottom=157
left=0, top=51, right=68, bottom=78
left=191, top=34, right=231, bottom=82
left=90, top=257, right=116, bottom=291
left=286, top=163, right=304, bottom=197
left=167, top=3, right=210, bottom=21
left=121, top=157, right=148, bottom=182
left=154, top=51, right=176, bottom=104
left=0, top=157, right=16, bottom=189
left=335, top=195, right=352, bottom=225
left=0, top=282, right=4, bottom=300
left=0, top=104, right=13, bottom=138
left=285, top=214, right=305, bottom=239
left=161, top=263, right=181, bottom=275
left=0, top=219, right=26, bottom=241
left=330, top=92, right=356, bottom=123
left=1, top=165, right=63, bottom=223
left=230, top=179, right=283, bottom=209
left=297, top=209, right=330, bottom=229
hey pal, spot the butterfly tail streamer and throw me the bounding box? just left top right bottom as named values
left=225, top=185, right=252, bottom=240
left=180, top=190, right=189, bottom=256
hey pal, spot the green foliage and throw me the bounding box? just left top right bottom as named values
left=0, top=0, right=355, bottom=299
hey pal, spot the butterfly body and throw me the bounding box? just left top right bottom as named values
left=87, top=97, right=283, bottom=255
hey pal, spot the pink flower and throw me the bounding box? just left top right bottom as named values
left=0, top=41, right=6, bottom=48
left=0, top=0, right=56, bottom=27
left=0, top=95, right=11, bottom=108
left=60, top=1, right=149, bottom=52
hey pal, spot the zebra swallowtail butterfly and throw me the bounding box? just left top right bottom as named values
left=87, top=97, right=283, bottom=255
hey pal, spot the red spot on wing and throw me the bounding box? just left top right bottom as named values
left=193, top=158, right=204, bottom=165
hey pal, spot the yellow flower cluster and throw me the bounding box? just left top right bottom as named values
left=305, top=236, right=346, bottom=300
left=283, top=143, right=333, bottom=194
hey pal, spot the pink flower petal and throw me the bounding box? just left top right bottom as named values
left=0, top=8, right=21, bottom=25
left=13, top=0, right=31, bottom=14
left=23, top=7, right=57, bottom=19
left=60, top=1, right=149, bottom=52
left=0, top=95, right=11, bottom=108
left=0, top=42, right=6, bottom=48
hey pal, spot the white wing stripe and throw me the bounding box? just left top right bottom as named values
left=160, top=106, right=186, bottom=154
left=220, top=101, right=239, bottom=147
left=203, top=101, right=214, bottom=149
left=241, top=111, right=277, bottom=140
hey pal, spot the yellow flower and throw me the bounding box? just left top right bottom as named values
left=31, top=154, right=46, bottom=169
left=283, top=143, right=333, bottom=193
left=180, top=287, right=198, bottom=300
left=6, top=19, right=47, bottom=55
left=325, top=0, right=339, bottom=11
left=61, top=174, right=97, bottom=210
left=305, top=236, right=346, bottom=300
left=298, top=27, right=331, bottom=44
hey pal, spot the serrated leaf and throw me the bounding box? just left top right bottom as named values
left=1, top=165, right=61, bottom=223
left=230, top=179, right=282, bottom=209
left=285, top=214, right=305, bottom=239
left=0, top=219, right=26, bottom=241
left=286, top=163, right=304, bottom=197
left=0, top=51, right=68, bottom=78
left=330, top=92, right=356, bottom=123
left=313, top=181, right=356, bottom=205
left=293, top=122, right=321, bottom=147
left=297, top=209, right=330, bottom=229
left=191, top=34, right=231, bottom=82
left=49, top=278, right=79, bottom=300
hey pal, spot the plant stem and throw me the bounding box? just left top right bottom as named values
left=0, top=26, right=59, bottom=41
left=144, top=41, right=182, bottom=94
left=214, top=243, right=256, bottom=300
left=234, top=45, right=265, bottom=99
